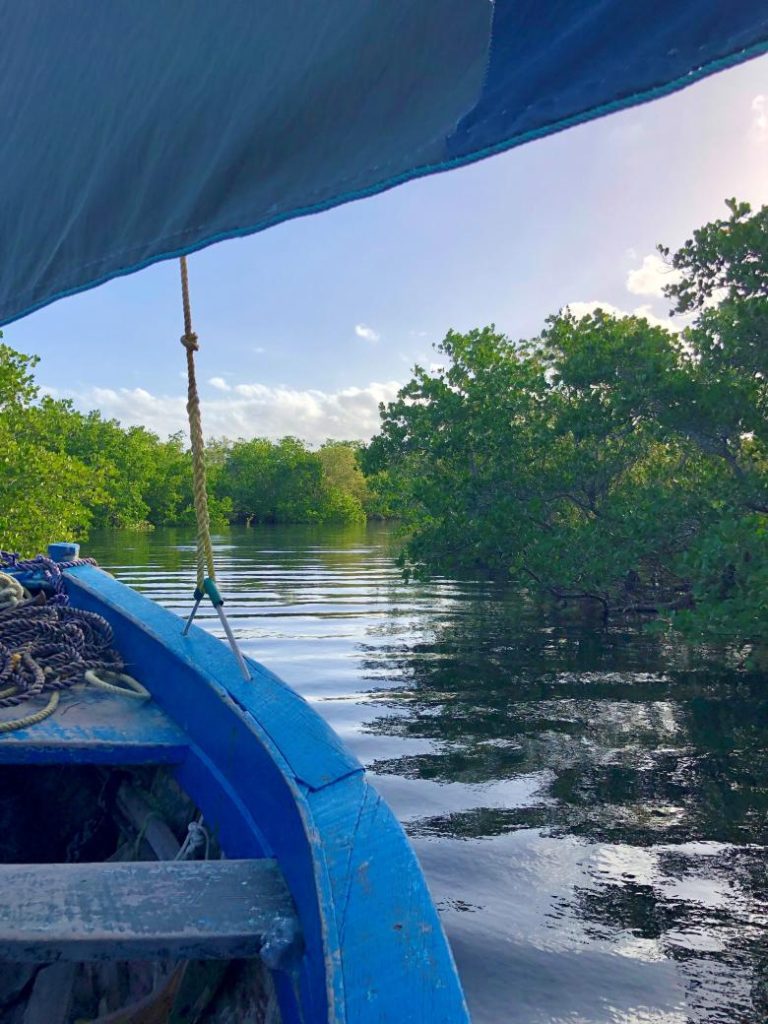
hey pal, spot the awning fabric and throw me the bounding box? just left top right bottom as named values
left=1, top=2, right=767, bottom=327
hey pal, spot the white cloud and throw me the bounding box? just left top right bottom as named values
left=565, top=301, right=625, bottom=320
left=565, top=300, right=680, bottom=333
left=629, top=304, right=679, bottom=332
left=208, top=376, right=231, bottom=391
left=54, top=379, right=402, bottom=445
left=751, top=94, right=767, bottom=143
left=626, top=254, right=680, bottom=297
left=355, top=323, right=380, bottom=343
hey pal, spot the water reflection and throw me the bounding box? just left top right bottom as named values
left=88, top=525, right=768, bottom=1024
left=358, top=587, right=767, bottom=1022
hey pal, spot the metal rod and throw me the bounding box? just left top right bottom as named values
left=182, top=597, right=202, bottom=636
left=214, top=604, right=251, bottom=680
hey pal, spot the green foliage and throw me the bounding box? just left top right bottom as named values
left=317, top=441, right=368, bottom=522
left=660, top=198, right=768, bottom=313
left=672, top=515, right=768, bottom=640
left=220, top=436, right=366, bottom=525
left=369, top=200, right=768, bottom=645
left=4, top=197, right=765, bottom=650
left=0, top=344, right=38, bottom=409
left=0, top=344, right=95, bottom=553
left=0, top=336, right=376, bottom=554
left=0, top=339, right=226, bottom=551
left=0, top=418, right=94, bottom=554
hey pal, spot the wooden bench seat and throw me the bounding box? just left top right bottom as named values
left=0, top=859, right=301, bottom=967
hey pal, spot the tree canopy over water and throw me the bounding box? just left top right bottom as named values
left=365, top=199, right=768, bottom=644
left=0, top=348, right=374, bottom=551
left=1, top=199, right=765, bottom=646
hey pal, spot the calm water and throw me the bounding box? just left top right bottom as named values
left=87, top=524, right=767, bottom=1024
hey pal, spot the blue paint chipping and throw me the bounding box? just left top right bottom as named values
left=0, top=689, right=188, bottom=765
left=0, top=564, right=468, bottom=1022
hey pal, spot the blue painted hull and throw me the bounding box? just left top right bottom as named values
left=18, top=565, right=468, bottom=1022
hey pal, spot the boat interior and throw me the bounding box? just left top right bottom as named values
left=0, top=759, right=282, bottom=1023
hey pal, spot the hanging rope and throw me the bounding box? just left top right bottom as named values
left=180, top=255, right=216, bottom=592
left=178, top=257, right=250, bottom=680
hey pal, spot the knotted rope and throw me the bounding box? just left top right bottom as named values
left=175, top=819, right=210, bottom=861
left=178, top=258, right=250, bottom=679
left=180, top=255, right=216, bottom=593
left=0, top=572, right=25, bottom=611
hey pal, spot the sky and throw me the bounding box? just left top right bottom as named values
left=5, top=55, right=768, bottom=446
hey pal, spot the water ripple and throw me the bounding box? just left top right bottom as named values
left=88, top=524, right=768, bottom=1024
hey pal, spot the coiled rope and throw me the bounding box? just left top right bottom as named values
left=0, top=573, right=25, bottom=611
left=85, top=669, right=151, bottom=700
left=0, top=551, right=97, bottom=604
left=0, top=691, right=60, bottom=734
left=0, top=553, right=147, bottom=733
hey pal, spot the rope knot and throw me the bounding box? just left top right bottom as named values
left=180, top=331, right=199, bottom=352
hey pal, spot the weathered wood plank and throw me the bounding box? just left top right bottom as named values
left=116, top=784, right=181, bottom=861
left=85, top=963, right=188, bottom=1024
left=22, top=962, right=76, bottom=1024
left=0, top=688, right=189, bottom=765
left=0, top=962, right=37, bottom=1009
left=0, top=859, right=301, bottom=964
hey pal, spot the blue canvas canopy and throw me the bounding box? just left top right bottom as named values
left=1, top=1, right=767, bottom=327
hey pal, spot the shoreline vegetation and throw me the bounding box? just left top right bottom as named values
left=1, top=200, right=765, bottom=650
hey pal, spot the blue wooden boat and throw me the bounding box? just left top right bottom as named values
left=0, top=551, right=468, bottom=1022
left=1, top=7, right=766, bottom=1022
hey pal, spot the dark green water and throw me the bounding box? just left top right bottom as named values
left=87, top=524, right=767, bottom=1024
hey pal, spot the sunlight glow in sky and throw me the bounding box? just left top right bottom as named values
left=7, top=56, right=768, bottom=445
